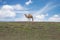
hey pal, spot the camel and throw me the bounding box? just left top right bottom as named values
left=24, top=14, right=33, bottom=22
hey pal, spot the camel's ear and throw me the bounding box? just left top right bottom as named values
left=24, top=14, right=26, bottom=16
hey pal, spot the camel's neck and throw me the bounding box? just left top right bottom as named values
left=24, top=14, right=28, bottom=17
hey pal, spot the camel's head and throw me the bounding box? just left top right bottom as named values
left=24, top=14, right=26, bottom=15
left=24, top=14, right=27, bottom=17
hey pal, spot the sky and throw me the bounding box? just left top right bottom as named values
left=0, top=0, right=60, bottom=22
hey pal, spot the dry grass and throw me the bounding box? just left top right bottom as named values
left=0, top=22, right=60, bottom=40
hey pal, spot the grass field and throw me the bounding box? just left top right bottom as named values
left=0, top=22, right=60, bottom=40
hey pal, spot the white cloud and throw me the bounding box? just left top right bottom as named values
left=34, top=14, right=48, bottom=21
left=0, top=18, right=14, bottom=21
left=0, top=2, right=59, bottom=22
left=36, top=2, right=56, bottom=14
left=0, top=10, right=16, bottom=18
left=35, top=15, right=46, bottom=19
left=0, top=4, right=30, bottom=21
left=25, top=0, right=32, bottom=5
left=14, top=9, right=29, bottom=15
left=33, top=2, right=57, bottom=22
left=2, top=4, right=25, bottom=11
left=0, top=4, right=26, bottom=18
left=1, top=5, right=14, bottom=11
left=48, top=15, right=60, bottom=22
left=0, top=5, right=16, bottom=18
left=14, top=18, right=27, bottom=21
left=13, top=4, right=24, bottom=10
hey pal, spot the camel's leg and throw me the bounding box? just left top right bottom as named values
left=32, top=18, right=34, bottom=24
left=32, top=18, right=33, bottom=22
left=28, top=18, right=30, bottom=22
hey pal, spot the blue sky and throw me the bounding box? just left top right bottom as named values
left=0, top=0, right=60, bottom=22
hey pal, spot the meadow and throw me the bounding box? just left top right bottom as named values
left=0, top=22, right=60, bottom=40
